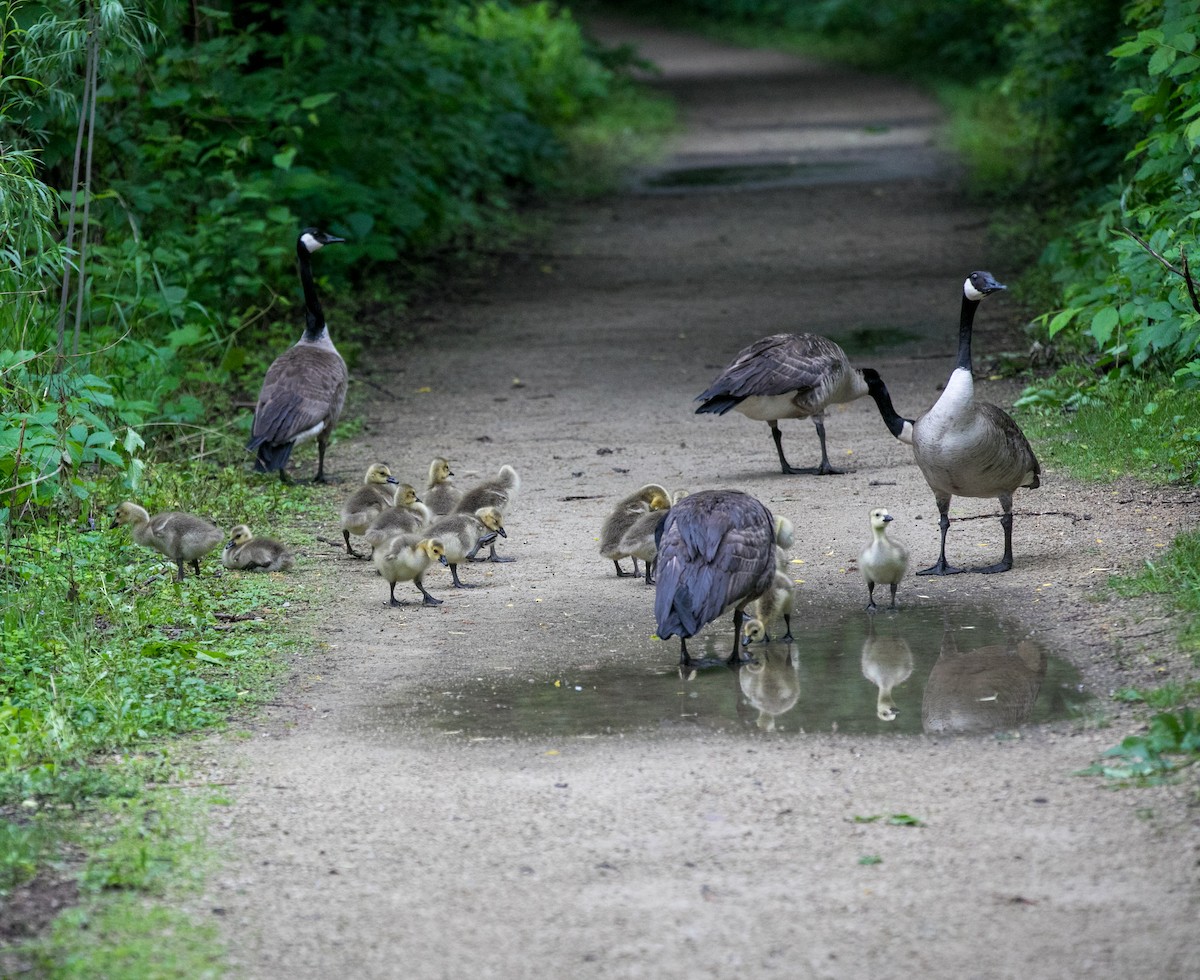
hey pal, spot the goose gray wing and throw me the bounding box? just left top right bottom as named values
left=654, top=491, right=776, bottom=639
left=978, top=402, right=1041, bottom=490
left=248, top=345, right=348, bottom=447
left=695, top=333, right=847, bottom=410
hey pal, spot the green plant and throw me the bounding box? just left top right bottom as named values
left=1109, top=530, right=1200, bottom=651
left=1081, top=708, right=1200, bottom=783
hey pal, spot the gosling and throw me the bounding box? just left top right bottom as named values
left=859, top=507, right=909, bottom=611
left=455, top=464, right=519, bottom=562
left=424, top=457, right=464, bottom=516
left=615, top=489, right=685, bottom=585
left=363, top=486, right=431, bottom=549
left=373, top=535, right=446, bottom=607
left=427, top=506, right=506, bottom=588
left=221, top=525, right=295, bottom=572
left=599, top=483, right=670, bottom=578
left=340, top=463, right=400, bottom=557
left=110, top=502, right=224, bottom=582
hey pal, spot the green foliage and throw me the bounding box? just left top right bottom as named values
left=1081, top=708, right=1200, bottom=783
left=1109, top=529, right=1200, bottom=652
left=1113, top=679, right=1200, bottom=709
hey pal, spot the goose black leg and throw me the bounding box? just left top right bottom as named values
left=614, top=558, right=639, bottom=578
left=191, top=558, right=202, bottom=577
left=976, top=495, right=1015, bottom=574
left=343, top=530, right=363, bottom=559
left=678, top=637, right=691, bottom=666
left=888, top=583, right=899, bottom=610
left=175, top=559, right=186, bottom=582
left=811, top=416, right=844, bottom=475
left=917, top=496, right=963, bottom=575
left=313, top=437, right=330, bottom=484
left=727, top=607, right=749, bottom=665
left=643, top=559, right=656, bottom=586
left=388, top=582, right=402, bottom=607
left=769, top=422, right=806, bottom=475
left=447, top=563, right=476, bottom=588
left=866, top=580, right=878, bottom=611
left=780, top=613, right=793, bottom=642
left=416, top=575, right=443, bottom=606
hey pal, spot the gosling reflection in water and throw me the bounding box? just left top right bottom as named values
left=737, top=634, right=801, bottom=731
left=860, top=618, right=914, bottom=722
left=922, top=630, right=1048, bottom=734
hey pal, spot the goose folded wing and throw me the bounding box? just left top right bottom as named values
left=250, top=362, right=346, bottom=446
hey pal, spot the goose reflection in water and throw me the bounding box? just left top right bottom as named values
left=922, top=629, right=1048, bottom=734
left=738, top=643, right=801, bottom=731
left=860, top=618, right=915, bottom=722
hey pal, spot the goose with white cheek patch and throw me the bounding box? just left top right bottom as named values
left=862, top=271, right=1040, bottom=575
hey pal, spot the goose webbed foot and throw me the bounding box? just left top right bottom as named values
left=814, top=461, right=845, bottom=476
left=613, top=558, right=639, bottom=578
left=780, top=617, right=793, bottom=643
left=343, top=532, right=364, bottom=559
left=416, top=579, right=444, bottom=606
left=448, top=563, right=477, bottom=588
left=974, top=557, right=1013, bottom=574
left=473, top=542, right=515, bottom=563
left=916, top=560, right=964, bottom=576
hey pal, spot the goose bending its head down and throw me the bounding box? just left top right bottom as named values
left=653, top=489, right=777, bottom=667
left=110, top=502, right=224, bottom=581
left=426, top=506, right=506, bottom=589
left=615, top=489, right=687, bottom=586
left=858, top=508, right=908, bottom=611
left=599, top=483, right=670, bottom=579
left=455, top=464, right=519, bottom=562
left=222, top=524, right=295, bottom=572
left=695, top=333, right=869, bottom=475
left=247, top=227, right=347, bottom=483
left=363, top=486, right=431, bottom=549
left=424, top=457, right=464, bottom=516
left=862, top=272, right=1040, bottom=575
left=339, top=463, right=401, bottom=557
left=373, top=535, right=446, bottom=607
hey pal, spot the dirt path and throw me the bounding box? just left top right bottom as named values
left=201, top=16, right=1199, bottom=978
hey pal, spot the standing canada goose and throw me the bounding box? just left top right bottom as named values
left=859, top=507, right=909, bottom=611
left=600, top=483, right=671, bottom=579
left=654, top=489, right=777, bottom=667
left=455, top=464, right=519, bottom=562
left=695, top=333, right=869, bottom=475
left=247, top=227, right=347, bottom=483
left=339, top=463, right=401, bottom=557
left=221, top=524, right=295, bottom=572
left=373, top=535, right=446, bottom=607
left=862, top=271, right=1040, bottom=574
left=363, top=487, right=431, bottom=549
left=426, top=507, right=506, bottom=588
left=110, top=502, right=224, bottom=582
left=860, top=619, right=914, bottom=721
left=424, top=457, right=464, bottom=516
left=616, top=489, right=688, bottom=585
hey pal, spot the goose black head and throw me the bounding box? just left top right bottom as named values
left=299, top=227, right=346, bottom=253
left=964, top=270, right=1006, bottom=301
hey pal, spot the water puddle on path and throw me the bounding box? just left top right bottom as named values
left=401, top=607, right=1091, bottom=739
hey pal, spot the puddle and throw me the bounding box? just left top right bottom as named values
left=398, top=607, right=1091, bottom=739
left=638, top=160, right=858, bottom=192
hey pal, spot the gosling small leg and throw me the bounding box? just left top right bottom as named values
left=448, top=563, right=476, bottom=589
left=388, top=582, right=402, bottom=608
left=644, top=559, right=656, bottom=586
left=175, top=559, right=187, bottom=582
left=781, top=613, right=793, bottom=642
left=888, top=582, right=899, bottom=610
left=416, top=575, right=443, bottom=606
left=866, top=580, right=878, bottom=612
left=613, top=558, right=638, bottom=578
left=343, top=530, right=362, bottom=559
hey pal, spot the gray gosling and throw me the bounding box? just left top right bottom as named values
left=339, top=463, right=400, bottom=557
left=110, top=502, right=224, bottom=582
left=373, top=535, right=446, bottom=607
left=455, top=464, right=519, bottom=562
left=859, top=508, right=909, bottom=611
left=222, top=524, right=295, bottom=572
left=424, top=457, right=464, bottom=516
left=427, top=506, right=506, bottom=588
left=363, top=486, right=431, bottom=549
left=601, top=483, right=670, bottom=580
left=615, top=489, right=687, bottom=585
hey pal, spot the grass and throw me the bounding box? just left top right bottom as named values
left=1109, top=531, right=1200, bottom=656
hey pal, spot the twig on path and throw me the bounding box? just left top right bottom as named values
left=351, top=376, right=402, bottom=401
left=952, top=509, right=1091, bottom=525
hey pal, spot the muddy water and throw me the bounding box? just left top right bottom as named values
left=396, top=606, right=1090, bottom=739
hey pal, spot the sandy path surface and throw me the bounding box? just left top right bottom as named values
left=200, top=16, right=1200, bottom=978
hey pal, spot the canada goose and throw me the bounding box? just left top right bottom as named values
left=862, top=272, right=1040, bottom=574
left=424, top=457, right=463, bottom=516
left=363, top=488, right=431, bottom=549
left=221, top=524, right=295, bottom=572
left=247, top=227, right=348, bottom=483
left=110, top=502, right=224, bottom=581
left=860, top=619, right=914, bottom=721
left=373, top=535, right=446, bottom=607
left=455, top=464, right=519, bottom=562
left=859, top=508, right=908, bottom=611
left=339, top=463, right=401, bottom=557
left=695, top=333, right=869, bottom=475
left=737, top=642, right=801, bottom=731
left=600, top=483, right=671, bottom=579
left=922, top=630, right=1047, bottom=734
left=426, top=507, right=506, bottom=588
left=654, top=489, right=777, bottom=667
left=616, top=488, right=688, bottom=585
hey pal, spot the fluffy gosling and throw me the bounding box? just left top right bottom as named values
left=373, top=535, right=446, bottom=607
left=340, top=463, right=400, bottom=557
left=859, top=507, right=909, bottom=611
left=110, top=502, right=224, bottom=582
left=222, top=524, right=295, bottom=572
left=424, top=457, right=464, bottom=516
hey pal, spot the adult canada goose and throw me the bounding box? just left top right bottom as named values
left=339, top=464, right=401, bottom=557
left=246, top=227, right=347, bottom=483
left=424, top=457, right=463, bottom=516
left=221, top=524, right=295, bottom=572
left=862, top=271, right=1041, bottom=574
left=373, top=535, right=446, bottom=607
left=426, top=507, right=506, bottom=588
left=363, top=488, right=431, bottom=549
left=858, top=507, right=909, bottom=611
left=654, top=489, right=776, bottom=667
left=600, top=483, right=670, bottom=579
left=110, top=502, right=224, bottom=582
left=860, top=619, right=914, bottom=722
left=616, top=489, right=687, bottom=585
left=455, top=464, right=519, bottom=562
left=695, top=333, right=869, bottom=475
